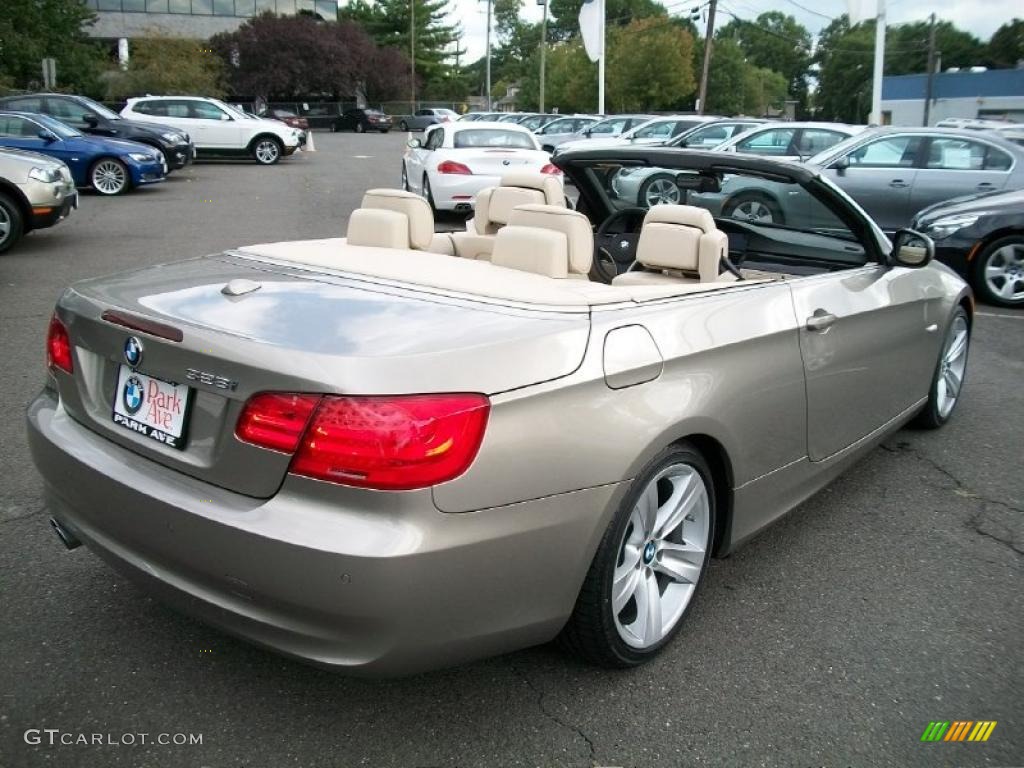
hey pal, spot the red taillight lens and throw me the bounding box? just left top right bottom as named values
left=540, top=163, right=562, bottom=175
left=291, top=393, right=490, bottom=490
left=236, top=393, right=320, bottom=453
left=46, top=314, right=73, bottom=374
left=437, top=160, right=472, bottom=175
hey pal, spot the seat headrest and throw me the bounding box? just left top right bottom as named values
left=491, top=226, right=569, bottom=278
left=346, top=208, right=410, bottom=249
left=635, top=205, right=727, bottom=283
left=499, top=172, right=564, bottom=205
left=360, top=188, right=434, bottom=250
left=506, top=204, right=593, bottom=276
left=472, top=173, right=565, bottom=234
left=643, top=204, right=717, bottom=233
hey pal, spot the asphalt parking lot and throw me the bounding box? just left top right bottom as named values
left=0, top=131, right=1021, bottom=768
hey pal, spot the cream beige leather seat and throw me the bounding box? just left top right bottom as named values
left=346, top=188, right=455, bottom=254
left=490, top=204, right=594, bottom=279
left=451, top=173, right=565, bottom=260
left=612, top=205, right=731, bottom=286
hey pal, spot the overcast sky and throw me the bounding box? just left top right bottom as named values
left=450, top=0, right=1021, bottom=63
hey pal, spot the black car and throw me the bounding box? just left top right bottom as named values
left=0, top=93, right=195, bottom=172
left=913, top=188, right=1024, bottom=308
left=336, top=108, right=392, bottom=133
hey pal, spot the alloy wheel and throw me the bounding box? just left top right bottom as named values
left=0, top=204, right=10, bottom=245
left=983, top=243, right=1024, bottom=304
left=935, top=314, right=969, bottom=419
left=643, top=178, right=681, bottom=206
left=612, top=463, right=710, bottom=650
left=254, top=139, right=280, bottom=164
left=92, top=160, right=127, bottom=195
left=731, top=199, right=775, bottom=224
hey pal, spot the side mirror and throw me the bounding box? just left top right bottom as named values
left=890, top=228, right=934, bottom=268
left=83, top=114, right=99, bottom=127
left=38, top=130, right=57, bottom=143
left=582, top=129, right=592, bottom=137
left=220, top=114, right=232, bottom=121
left=831, top=155, right=850, bottom=175
left=407, top=138, right=422, bottom=149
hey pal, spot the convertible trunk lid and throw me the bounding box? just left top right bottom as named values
left=53, top=254, right=590, bottom=498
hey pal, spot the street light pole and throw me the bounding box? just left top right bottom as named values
left=539, top=0, right=548, bottom=112
left=410, top=0, right=416, bottom=111
left=923, top=12, right=937, bottom=126
left=697, top=0, right=717, bottom=115
left=485, top=0, right=493, bottom=110
left=869, top=0, right=886, bottom=124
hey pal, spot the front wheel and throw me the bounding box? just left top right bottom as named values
left=638, top=173, right=682, bottom=207
left=251, top=136, right=282, bottom=165
left=90, top=158, right=130, bottom=195
left=0, top=192, right=25, bottom=254
left=355, top=122, right=365, bottom=133
left=913, top=307, right=970, bottom=429
left=972, top=235, right=1024, bottom=307
left=724, top=194, right=783, bottom=225
left=399, top=120, right=409, bottom=132
left=560, top=443, right=715, bottom=667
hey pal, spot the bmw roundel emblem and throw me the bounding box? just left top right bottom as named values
left=122, top=375, right=144, bottom=415
left=502, top=159, right=511, bottom=166
left=124, top=336, right=143, bottom=367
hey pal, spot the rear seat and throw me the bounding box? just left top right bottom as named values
left=346, top=188, right=454, bottom=254
left=451, top=173, right=565, bottom=260
left=491, top=204, right=593, bottom=279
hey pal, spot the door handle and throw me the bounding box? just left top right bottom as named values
left=888, top=179, right=909, bottom=188
left=976, top=182, right=995, bottom=191
left=806, top=310, right=837, bottom=331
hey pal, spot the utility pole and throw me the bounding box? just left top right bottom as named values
left=485, top=0, right=493, bottom=110
left=539, top=0, right=548, bottom=113
left=923, top=12, right=937, bottom=126
left=410, top=0, right=416, bottom=111
left=697, top=0, right=717, bottom=115
left=869, top=0, right=886, bottom=124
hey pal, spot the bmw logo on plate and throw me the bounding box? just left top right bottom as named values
left=124, top=336, right=143, bottom=367
left=122, top=375, right=144, bottom=415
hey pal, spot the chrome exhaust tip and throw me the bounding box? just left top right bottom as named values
left=50, top=518, right=81, bottom=550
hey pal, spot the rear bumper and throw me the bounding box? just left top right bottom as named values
left=27, top=390, right=619, bottom=676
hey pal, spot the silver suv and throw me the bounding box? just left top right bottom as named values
left=0, top=148, right=76, bottom=254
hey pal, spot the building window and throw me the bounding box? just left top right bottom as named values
left=276, top=0, right=295, bottom=13
left=97, top=0, right=121, bottom=10
left=122, top=0, right=146, bottom=10
left=235, top=0, right=255, bottom=15
left=315, top=0, right=335, bottom=19
left=191, top=0, right=213, bottom=13
left=213, top=0, right=234, bottom=14
left=255, top=0, right=275, bottom=12
left=146, top=0, right=169, bottom=10
left=296, top=0, right=314, bottom=14
left=168, top=0, right=191, bottom=11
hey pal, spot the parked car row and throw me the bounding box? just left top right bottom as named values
left=0, top=93, right=308, bottom=253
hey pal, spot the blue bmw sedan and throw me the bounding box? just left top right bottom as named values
left=0, top=111, right=166, bottom=195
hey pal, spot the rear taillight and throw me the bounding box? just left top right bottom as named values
left=437, top=160, right=472, bottom=175
left=540, top=163, right=562, bottom=175
left=236, top=393, right=320, bottom=453
left=237, top=392, right=490, bottom=489
left=46, top=314, right=73, bottom=374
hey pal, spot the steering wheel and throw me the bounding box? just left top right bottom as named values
left=592, top=207, right=648, bottom=283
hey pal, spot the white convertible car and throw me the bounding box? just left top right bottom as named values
left=401, top=121, right=561, bottom=212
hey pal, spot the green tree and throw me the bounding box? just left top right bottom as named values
left=703, top=38, right=749, bottom=115
left=518, top=39, right=596, bottom=113
left=341, top=0, right=462, bottom=98
left=106, top=35, right=226, bottom=101
left=886, top=20, right=984, bottom=75
left=606, top=17, right=695, bottom=111
left=986, top=19, right=1024, bottom=69
left=717, top=11, right=810, bottom=114
left=0, top=0, right=107, bottom=97
left=742, top=66, right=787, bottom=116
left=813, top=16, right=874, bottom=123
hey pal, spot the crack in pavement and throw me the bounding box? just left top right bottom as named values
left=881, top=440, right=1023, bottom=556
left=513, top=665, right=597, bottom=766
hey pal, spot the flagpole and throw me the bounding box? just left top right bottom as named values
left=597, top=0, right=605, bottom=114
left=869, top=0, right=886, bottom=124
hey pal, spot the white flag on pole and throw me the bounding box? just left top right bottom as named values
left=847, top=0, right=876, bottom=25
left=579, top=0, right=603, bottom=63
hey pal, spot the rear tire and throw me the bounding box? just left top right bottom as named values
left=400, top=163, right=409, bottom=191
left=399, top=120, right=409, bottom=132
left=355, top=122, right=365, bottom=133
left=423, top=173, right=436, bottom=212
left=971, top=235, right=1024, bottom=307
left=560, top=443, right=716, bottom=668
left=912, top=307, right=970, bottom=429
left=0, top=192, right=25, bottom=254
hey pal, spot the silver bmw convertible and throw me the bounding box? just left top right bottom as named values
left=27, top=149, right=972, bottom=676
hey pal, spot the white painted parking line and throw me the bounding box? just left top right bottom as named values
left=977, top=311, right=1024, bottom=320
left=351, top=155, right=374, bottom=159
